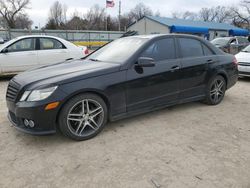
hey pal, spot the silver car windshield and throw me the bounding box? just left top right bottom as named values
left=86, top=37, right=148, bottom=64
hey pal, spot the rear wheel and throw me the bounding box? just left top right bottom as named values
left=204, top=75, right=226, bottom=105
left=59, top=93, right=108, bottom=141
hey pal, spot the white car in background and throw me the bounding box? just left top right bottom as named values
left=235, top=45, right=250, bottom=77
left=0, top=37, right=4, bottom=44
left=0, top=35, right=89, bottom=76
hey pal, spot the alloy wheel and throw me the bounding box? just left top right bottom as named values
left=67, top=99, right=104, bottom=137
left=210, top=79, right=225, bottom=104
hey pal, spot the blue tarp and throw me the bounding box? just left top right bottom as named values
left=229, top=29, right=249, bottom=36
left=170, top=25, right=209, bottom=34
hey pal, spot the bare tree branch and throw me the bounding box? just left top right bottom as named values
left=0, top=0, right=30, bottom=28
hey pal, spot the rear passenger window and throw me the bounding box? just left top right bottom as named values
left=179, top=38, right=203, bottom=58
left=39, top=38, right=65, bottom=50
left=141, top=38, right=176, bottom=61
left=202, top=44, right=214, bottom=56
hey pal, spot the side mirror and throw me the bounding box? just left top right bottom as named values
left=1, top=48, right=8, bottom=53
left=137, top=57, right=155, bottom=67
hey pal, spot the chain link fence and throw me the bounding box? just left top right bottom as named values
left=0, top=29, right=124, bottom=49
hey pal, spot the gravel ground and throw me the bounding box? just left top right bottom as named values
left=0, top=78, right=250, bottom=188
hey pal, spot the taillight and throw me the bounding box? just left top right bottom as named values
left=233, top=57, right=238, bottom=66
left=84, top=48, right=89, bottom=55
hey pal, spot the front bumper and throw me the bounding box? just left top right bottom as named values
left=238, top=64, right=250, bottom=77
left=7, top=100, right=59, bottom=135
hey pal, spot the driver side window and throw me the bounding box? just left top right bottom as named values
left=7, top=38, right=36, bottom=53
left=140, top=38, right=176, bottom=61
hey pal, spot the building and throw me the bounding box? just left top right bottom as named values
left=127, top=16, right=249, bottom=40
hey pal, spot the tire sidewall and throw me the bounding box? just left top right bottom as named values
left=59, top=93, right=108, bottom=141
left=206, top=75, right=226, bottom=105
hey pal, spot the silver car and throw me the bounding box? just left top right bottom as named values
left=211, top=36, right=249, bottom=55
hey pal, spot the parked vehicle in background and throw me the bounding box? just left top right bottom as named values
left=0, top=35, right=89, bottom=76
left=236, top=45, right=250, bottom=77
left=0, top=37, right=4, bottom=44
left=6, top=34, right=238, bottom=141
left=211, top=36, right=249, bottom=54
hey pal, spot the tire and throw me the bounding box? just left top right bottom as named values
left=58, top=93, right=108, bottom=141
left=203, top=75, right=226, bottom=105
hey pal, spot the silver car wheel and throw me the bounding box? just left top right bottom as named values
left=67, top=99, right=104, bottom=137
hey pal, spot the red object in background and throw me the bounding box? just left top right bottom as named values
left=106, top=0, right=115, bottom=8
left=84, top=48, right=89, bottom=55
left=233, top=56, right=238, bottom=67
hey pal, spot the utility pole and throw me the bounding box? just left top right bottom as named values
left=118, top=0, right=121, bottom=31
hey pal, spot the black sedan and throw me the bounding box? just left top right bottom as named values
left=6, top=34, right=238, bottom=140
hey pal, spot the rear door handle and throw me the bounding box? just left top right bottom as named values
left=59, top=50, right=67, bottom=53
left=170, top=65, right=180, bottom=72
left=207, top=59, right=215, bottom=64
left=27, top=52, right=36, bottom=56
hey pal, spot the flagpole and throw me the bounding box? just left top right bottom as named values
left=118, top=0, right=121, bottom=31
left=106, top=6, right=108, bottom=31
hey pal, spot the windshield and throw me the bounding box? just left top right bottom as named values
left=211, top=38, right=230, bottom=46
left=242, top=45, right=250, bottom=52
left=86, top=37, right=148, bottom=64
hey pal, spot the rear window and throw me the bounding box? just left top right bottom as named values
left=140, top=38, right=176, bottom=61
left=179, top=38, right=203, bottom=58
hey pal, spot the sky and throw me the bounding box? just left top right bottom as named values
left=26, top=0, right=242, bottom=28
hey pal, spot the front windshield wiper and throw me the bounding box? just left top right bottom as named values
left=89, top=58, right=101, bottom=62
left=241, top=50, right=250, bottom=53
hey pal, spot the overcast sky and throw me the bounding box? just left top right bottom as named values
left=26, top=0, right=241, bottom=28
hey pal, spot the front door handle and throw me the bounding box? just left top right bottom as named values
left=170, top=65, right=180, bottom=72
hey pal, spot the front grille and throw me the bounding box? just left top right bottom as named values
left=239, top=71, right=250, bottom=76
left=6, top=80, right=21, bottom=102
left=238, top=62, right=250, bottom=66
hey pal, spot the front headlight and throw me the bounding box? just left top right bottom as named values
left=20, top=86, right=58, bottom=102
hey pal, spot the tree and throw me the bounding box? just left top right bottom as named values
left=172, top=11, right=197, bottom=20
left=128, top=3, right=153, bottom=22
left=198, top=6, right=232, bottom=23
left=83, top=4, right=106, bottom=30
left=0, top=0, right=30, bottom=28
left=45, top=1, right=67, bottom=29
left=66, top=16, right=87, bottom=30
left=230, top=1, right=250, bottom=28
left=15, top=13, right=32, bottom=29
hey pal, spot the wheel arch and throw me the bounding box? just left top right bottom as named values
left=216, top=71, right=229, bottom=88
left=55, top=89, right=111, bottom=128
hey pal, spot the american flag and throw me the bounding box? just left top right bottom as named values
left=106, top=0, right=115, bottom=8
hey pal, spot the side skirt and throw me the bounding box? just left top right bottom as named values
left=110, top=95, right=205, bottom=122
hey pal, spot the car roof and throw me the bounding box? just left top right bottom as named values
left=128, top=34, right=204, bottom=40
left=14, top=35, right=64, bottom=40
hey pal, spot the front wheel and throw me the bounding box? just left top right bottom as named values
left=58, top=93, right=108, bottom=141
left=204, top=75, right=226, bottom=105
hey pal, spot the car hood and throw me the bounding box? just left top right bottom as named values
left=13, top=59, right=121, bottom=88
left=212, top=43, right=225, bottom=48
left=235, top=52, right=250, bottom=63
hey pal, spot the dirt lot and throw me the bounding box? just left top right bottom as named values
left=0, top=78, right=250, bottom=188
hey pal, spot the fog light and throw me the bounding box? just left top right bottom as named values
left=24, top=119, right=29, bottom=127
left=29, top=120, right=35, bottom=128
